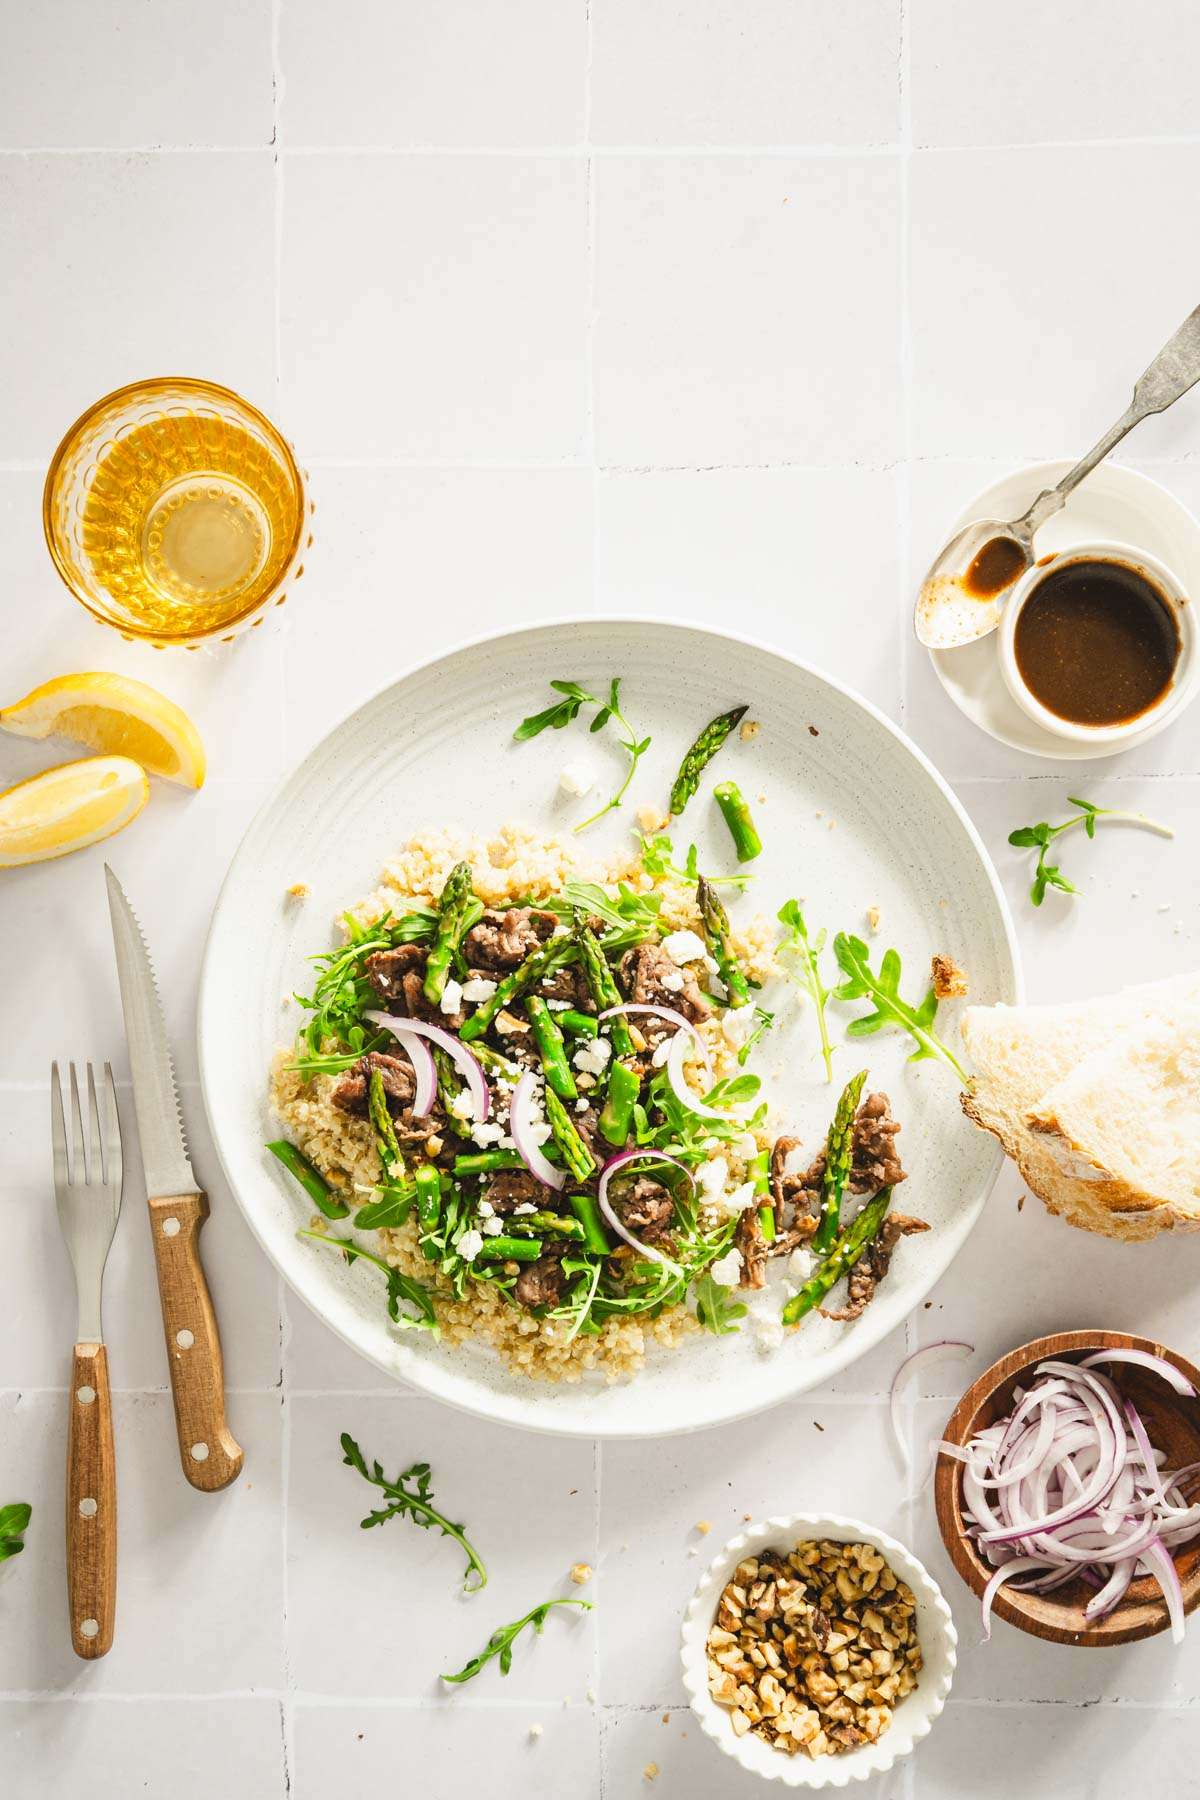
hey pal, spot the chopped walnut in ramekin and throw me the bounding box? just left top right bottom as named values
left=705, top=1538, right=922, bottom=1759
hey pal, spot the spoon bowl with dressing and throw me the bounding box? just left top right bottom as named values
left=998, top=542, right=1196, bottom=745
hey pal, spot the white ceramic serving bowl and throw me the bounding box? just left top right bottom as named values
left=997, top=539, right=1198, bottom=746
left=681, top=1513, right=957, bottom=1788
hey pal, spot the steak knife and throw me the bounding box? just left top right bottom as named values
left=104, top=865, right=244, bottom=1492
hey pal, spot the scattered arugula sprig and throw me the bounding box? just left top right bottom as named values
left=0, top=1502, right=31, bottom=1562
left=832, top=934, right=968, bottom=1084
left=299, top=1229, right=439, bottom=1333
left=637, top=832, right=751, bottom=891
left=1008, top=795, right=1174, bottom=906
left=737, top=1006, right=774, bottom=1068
left=693, top=1271, right=747, bottom=1336
left=442, top=1596, right=592, bottom=1684
left=340, top=1433, right=487, bottom=1593
left=776, top=901, right=834, bottom=1082
left=514, top=678, right=651, bottom=833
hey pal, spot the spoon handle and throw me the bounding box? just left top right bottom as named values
left=1022, top=301, right=1200, bottom=534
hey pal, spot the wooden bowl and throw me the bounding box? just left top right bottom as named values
left=934, top=1330, right=1200, bottom=1647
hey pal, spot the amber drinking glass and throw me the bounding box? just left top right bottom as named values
left=44, top=377, right=310, bottom=648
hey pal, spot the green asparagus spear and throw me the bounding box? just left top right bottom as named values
left=526, top=995, right=577, bottom=1100
left=713, top=781, right=762, bottom=863
left=569, top=1192, right=611, bottom=1255
left=543, top=1085, right=597, bottom=1183
left=459, top=934, right=576, bottom=1041
left=453, top=1149, right=528, bottom=1177
left=574, top=918, right=633, bottom=1056
left=598, top=1057, right=639, bottom=1148
left=431, top=1045, right=466, bottom=1124
left=811, top=1071, right=868, bottom=1254
left=415, top=1165, right=443, bottom=1260
left=557, top=1009, right=599, bottom=1038
left=503, top=1211, right=586, bottom=1241
left=782, top=1187, right=893, bottom=1327
left=669, top=705, right=748, bottom=815
left=423, top=862, right=480, bottom=1005
left=696, top=875, right=751, bottom=1004
left=749, top=1147, right=774, bottom=1242
left=266, top=1139, right=350, bottom=1221
left=474, top=1236, right=544, bottom=1263
left=368, top=1068, right=406, bottom=1175
left=471, top=1042, right=524, bottom=1081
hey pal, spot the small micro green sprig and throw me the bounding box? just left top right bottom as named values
left=1008, top=795, right=1174, bottom=906
left=340, top=1433, right=487, bottom=1593
left=0, top=1502, right=31, bottom=1562
left=637, top=832, right=750, bottom=890
left=442, top=1596, right=592, bottom=1684
left=832, top=934, right=968, bottom=1085
left=777, top=900, right=835, bottom=1082
left=514, top=678, right=651, bottom=833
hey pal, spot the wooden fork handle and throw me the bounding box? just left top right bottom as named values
left=148, top=1193, right=244, bottom=1492
left=67, top=1342, right=116, bottom=1659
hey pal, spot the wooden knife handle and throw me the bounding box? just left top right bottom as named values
left=67, top=1343, right=116, bottom=1659
left=149, top=1193, right=244, bottom=1492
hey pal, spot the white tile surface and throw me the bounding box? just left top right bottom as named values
left=0, top=0, right=273, bottom=150
left=5, top=4, right=1200, bottom=1796
left=594, top=155, right=902, bottom=467
left=278, top=155, right=589, bottom=461
left=591, top=0, right=900, bottom=147
left=0, top=154, right=275, bottom=460
left=281, top=0, right=588, bottom=148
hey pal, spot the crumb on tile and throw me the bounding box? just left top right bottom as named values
left=570, top=1562, right=593, bottom=1585
left=694, top=1520, right=712, bottom=1535
left=808, top=724, right=819, bottom=737
left=866, top=904, right=881, bottom=933
left=286, top=881, right=310, bottom=900
left=931, top=953, right=969, bottom=999
left=528, top=1723, right=543, bottom=1741
left=637, top=803, right=669, bottom=832
left=643, top=1764, right=660, bottom=1781
left=740, top=719, right=759, bottom=741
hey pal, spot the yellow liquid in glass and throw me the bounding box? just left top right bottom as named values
left=80, top=415, right=298, bottom=636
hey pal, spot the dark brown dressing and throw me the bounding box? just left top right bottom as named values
left=1014, top=559, right=1180, bottom=726
left=963, top=535, right=1027, bottom=598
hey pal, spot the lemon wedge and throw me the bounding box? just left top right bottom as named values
left=0, top=673, right=206, bottom=789
left=0, top=756, right=150, bottom=867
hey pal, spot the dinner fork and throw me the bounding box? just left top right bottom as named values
left=52, top=1061, right=123, bottom=1659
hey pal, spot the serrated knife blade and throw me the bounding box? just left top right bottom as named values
left=104, top=865, right=200, bottom=1199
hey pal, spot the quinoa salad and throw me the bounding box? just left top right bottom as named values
left=268, top=823, right=926, bottom=1384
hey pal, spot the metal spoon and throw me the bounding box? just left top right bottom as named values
left=915, top=301, right=1200, bottom=651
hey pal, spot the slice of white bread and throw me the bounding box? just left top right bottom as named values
left=1026, top=1003, right=1200, bottom=1233
left=960, top=971, right=1200, bottom=1241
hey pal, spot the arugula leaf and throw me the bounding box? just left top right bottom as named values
left=340, top=1433, right=487, bottom=1592
left=513, top=677, right=652, bottom=833
left=693, top=1272, right=747, bottom=1336
left=831, top=934, right=968, bottom=1083
left=776, top=900, right=834, bottom=1082
left=637, top=832, right=751, bottom=891
left=1008, top=795, right=1173, bottom=907
left=0, top=1502, right=31, bottom=1562
left=353, top=1183, right=415, bottom=1230
left=702, top=1073, right=761, bottom=1108
left=298, top=1228, right=439, bottom=1333
left=737, top=1006, right=774, bottom=1067
left=442, top=1597, right=592, bottom=1685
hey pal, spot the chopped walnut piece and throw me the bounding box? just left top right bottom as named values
left=931, top=953, right=968, bottom=999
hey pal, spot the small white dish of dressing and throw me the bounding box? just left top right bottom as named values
left=926, top=461, right=1200, bottom=760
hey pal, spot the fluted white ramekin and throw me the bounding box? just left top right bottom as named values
left=680, top=1513, right=957, bottom=1788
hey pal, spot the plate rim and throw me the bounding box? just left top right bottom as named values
left=198, top=612, right=1023, bottom=1438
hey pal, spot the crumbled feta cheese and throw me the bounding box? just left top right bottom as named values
left=528, top=1121, right=552, bottom=1146
left=572, top=1038, right=612, bottom=1077
left=651, top=1038, right=672, bottom=1069
left=727, top=1180, right=756, bottom=1212
left=748, top=1296, right=784, bottom=1352
left=476, top=1198, right=495, bottom=1218
left=575, top=1098, right=590, bottom=1113
left=788, top=1247, right=816, bottom=1282
left=734, top=1131, right=759, bottom=1162
left=702, top=953, right=719, bottom=975
left=662, top=929, right=706, bottom=966
left=512, top=1202, right=538, bottom=1216
left=558, top=761, right=595, bottom=798
left=697, top=1155, right=729, bottom=1199
left=782, top=1146, right=807, bottom=1177
left=461, top=976, right=497, bottom=1003
left=439, top=977, right=463, bottom=1015
left=458, top=1229, right=484, bottom=1261
left=546, top=998, right=570, bottom=1012
left=482, top=1216, right=505, bottom=1236
left=659, top=968, right=685, bottom=992
left=471, top=1121, right=505, bottom=1147
left=708, top=1246, right=742, bottom=1286
left=449, top=1090, right=477, bottom=1123
left=721, top=1003, right=756, bottom=1046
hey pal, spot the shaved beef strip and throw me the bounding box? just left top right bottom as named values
left=734, top=1205, right=768, bottom=1290
left=364, top=942, right=465, bottom=1031
left=819, top=1214, right=930, bottom=1322
left=463, top=906, right=557, bottom=972
left=618, top=943, right=711, bottom=1027
left=331, top=1051, right=445, bottom=1155
left=483, top=1168, right=551, bottom=1216
left=612, top=1174, right=676, bottom=1246
left=513, top=1240, right=568, bottom=1310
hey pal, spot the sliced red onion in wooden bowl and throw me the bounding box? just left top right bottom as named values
left=366, top=1009, right=490, bottom=1122
left=509, top=1070, right=566, bottom=1192
left=943, top=1355, right=1200, bottom=1644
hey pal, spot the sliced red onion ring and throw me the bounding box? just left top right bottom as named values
left=597, top=1149, right=693, bottom=1275
left=981, top=1557, right=1047, bottom=1640
left=1081, top=1348, right=1197, bottom=1398
left=509, top=1071, right=566, bottom=1192
left=372, top=1027, right=436, bottom=1116
left=665, top=1029, right=728, bottom=1120
left=1142, top=1536, right=1186, bottom=1644
left=890, top=1342, right=973, bottom=1468
left=598, top=1002, right=706, bottom=1049
left=366, top=1010, right=490, bottom=1122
